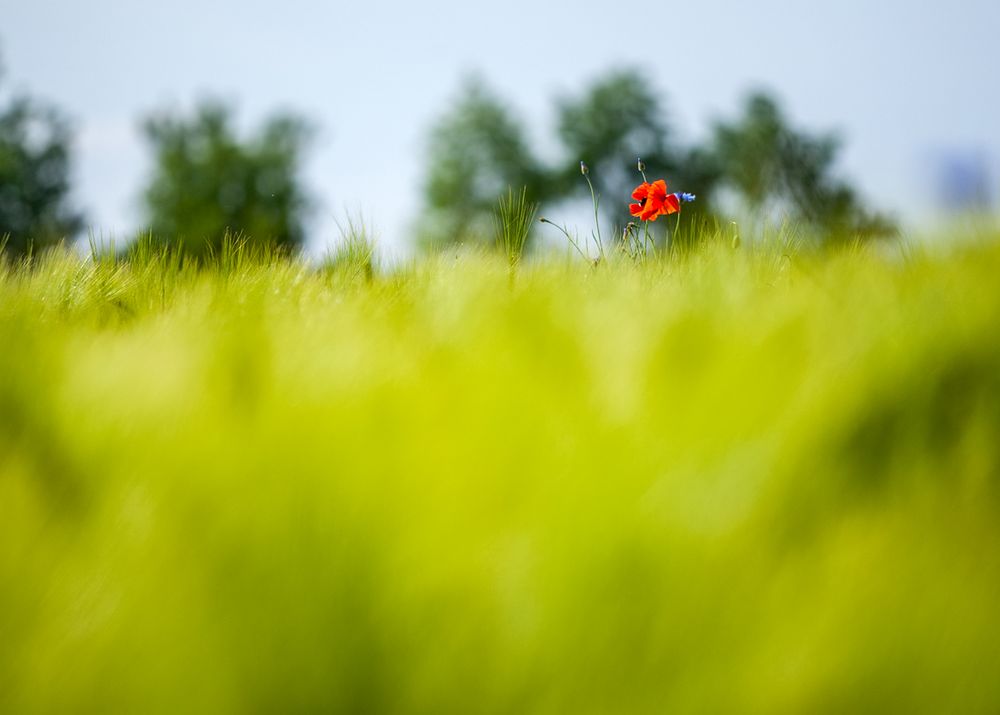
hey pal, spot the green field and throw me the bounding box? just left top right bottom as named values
left=2, top=235, right=1000, bottom=712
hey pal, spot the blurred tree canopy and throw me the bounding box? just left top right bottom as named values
left=713, top=93, right=893, bottom=239
left=556, top=70, right=722, bottom=232
left=0, top=60, right=83, bottom=257
left=417, top=78, right=549, bottom=248
left=141, top=100, right=312, bottom=257
left=418, top=68, right=893, bottom=250
left=555, top=70, right=677, bottom=200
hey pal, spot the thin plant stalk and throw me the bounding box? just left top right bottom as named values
left=540, top=218, right=589, bottom=262
left=581, top=168, right=606, bottom=261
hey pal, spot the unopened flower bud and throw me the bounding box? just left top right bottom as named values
left=580, top=161, right=589, bottom=176
left=637, top=158, right=646, bottom=172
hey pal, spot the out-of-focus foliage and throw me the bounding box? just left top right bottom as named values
left=0, top=60, right=83, bottom=257
left=418, top=78, right=548, bottom=248
left=2, top=234, right=1000, bottom=712
left=713, top=93, right=894, bottom=239
left=556, top=71, right=723, bottom=237
left=140, top=100, right=312, bottom=257
left=418, top=69, right=893, bottom=251
left=556, top=71, right=677, bottom=201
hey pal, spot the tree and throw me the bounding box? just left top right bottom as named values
left=140, top=100, right=312, bottom=257
left=417, top=77, right=548, bottom=248
left=556, top=68, right=722, bottom=231
left=418, top=69, right=717, bottom=251
left=0, top=61, right=83, bottom=257
left=713, top=93, right=893, bottom=238
left=557, top=71, right=671, bottom=204
left=416, top=71, right=892, bottom=254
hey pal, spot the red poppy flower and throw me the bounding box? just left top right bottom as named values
left=629, top=179, right=681, bottom=221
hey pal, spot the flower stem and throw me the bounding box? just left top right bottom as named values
left=583, top=173, right=605, bottom=260
left=540, top=218, right=589, bottom=262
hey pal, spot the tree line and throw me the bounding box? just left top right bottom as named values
left=418, top=70, right=894, bottom=249
left=1, top=58, right=893, bottom=260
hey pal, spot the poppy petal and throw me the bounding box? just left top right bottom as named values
left=660, top=194, right=681, bottom=215
left=629, top=202, right=644, bottom=217
left=631, top=182, right=650, bottom=200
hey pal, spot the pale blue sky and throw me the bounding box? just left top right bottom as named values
left=3, top=0, right=998, bottom=255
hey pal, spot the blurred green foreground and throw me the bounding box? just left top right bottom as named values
left=2, top=238, right=1000, bottom=713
